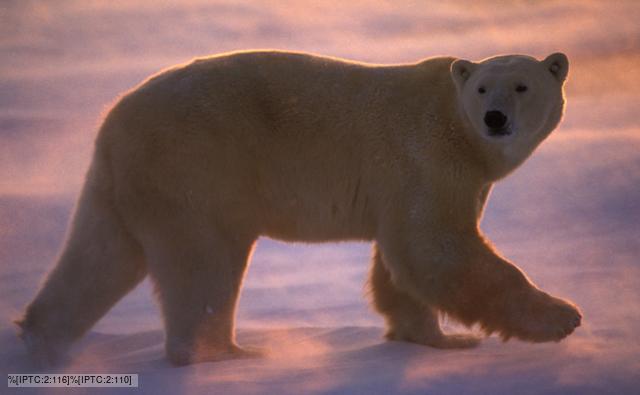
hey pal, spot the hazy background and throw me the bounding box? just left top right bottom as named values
left=1, top=1, right=638, bottom=394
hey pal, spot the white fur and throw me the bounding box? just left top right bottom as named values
left=20, top=50, right=579, bottom=366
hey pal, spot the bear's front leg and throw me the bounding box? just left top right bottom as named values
left=376, top=214, right=582, bottom=343
left=369, top=244, right=480, bottom=348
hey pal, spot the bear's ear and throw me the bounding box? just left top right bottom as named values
left=450, top=59, right=477, bottom=91
left=543, top=52, right=569, bottom=83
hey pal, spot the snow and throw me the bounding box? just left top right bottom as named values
left=1, top=1, right=638, bottom=393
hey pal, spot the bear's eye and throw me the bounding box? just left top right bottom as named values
left=478, top=86, right=486, bottom=94
left=516, top=84, right=528, bottom=93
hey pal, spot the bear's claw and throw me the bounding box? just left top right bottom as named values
left=500, top=290, right=582, bottom=343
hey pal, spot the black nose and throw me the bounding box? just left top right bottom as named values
left=484, top=111, right=508, bottom=129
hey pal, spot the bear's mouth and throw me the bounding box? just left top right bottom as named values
left=487, top=126, right=512, bottom=137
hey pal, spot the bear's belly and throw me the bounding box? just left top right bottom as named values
left=257, top=193, right=376, bottom=242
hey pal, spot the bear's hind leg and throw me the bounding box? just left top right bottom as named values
left=369, top=244, right=480, bottom=349
left=19, top=180, right=147, bottom=365
left=142, top=219, right=258, bottom=366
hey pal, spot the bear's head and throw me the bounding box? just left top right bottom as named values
left=450, top=53, right=568, bottom=179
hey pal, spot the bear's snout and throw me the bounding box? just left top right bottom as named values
left=484, top=110, right=508, bottom=133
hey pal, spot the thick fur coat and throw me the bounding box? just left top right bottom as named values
left=20, top=50, right=580, bottom=365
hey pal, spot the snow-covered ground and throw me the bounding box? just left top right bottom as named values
left=1, top=1, right=639, bottom=393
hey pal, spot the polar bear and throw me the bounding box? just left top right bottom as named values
left=19, top=50, right=581, bottom=365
